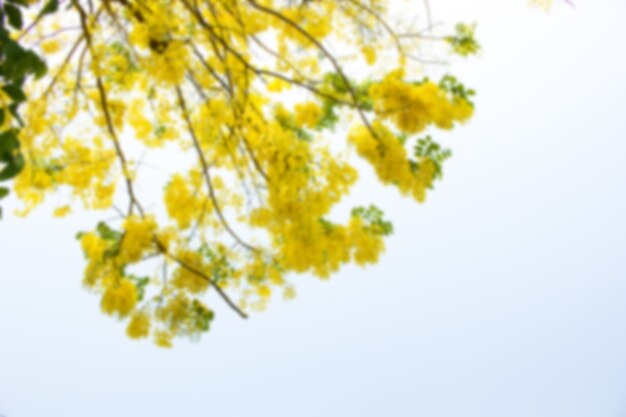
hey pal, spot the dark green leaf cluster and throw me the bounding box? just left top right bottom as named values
left=0, top=129, right=24, bottom=185
left=0, top=0, right=58, bottom=215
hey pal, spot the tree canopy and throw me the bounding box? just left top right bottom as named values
left=0, top=0, right=563, bottom=347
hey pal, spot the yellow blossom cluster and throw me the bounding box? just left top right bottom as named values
left=370, top=70, right=474, bottom=134
left=14, top=134, right=117, bottom=214
left=294, top=102, right=323, bottom=129
left=349, top=122, right=437, bottom=202
left=164, top=172, right=209, bottom=230
left=101, top=279, right=138, bottom=317
left=10, top=0, right=476, bottom=345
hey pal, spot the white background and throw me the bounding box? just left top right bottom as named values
left=2, top=0, right=626, bottom=416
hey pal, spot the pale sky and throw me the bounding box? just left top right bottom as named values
left=2, top=1, right=626, bottom=416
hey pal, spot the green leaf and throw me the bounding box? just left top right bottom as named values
left=23, top=50, right=48, bottom=79
left=413, top=135, right=452, bottom=180
left=316, top=100, right=339, bottom=131
left=446, top=22, right=480, bottom=58
left=192, top=299, right=214, bottom=332
left=2, top=83, right=27, bottom=103
left=128, top=274, right=150, bottom=301
left=96, top=221, right=122, bottom=241
left=0, top=150, right=24, bottom=180
left=0, top=47, right=22, bottom=79
left=4, top=3, right=23, bottom=30
left=0, top=40, right=47, bottom=80
left=6, top=0, right=30, bottom=6
left=351, top=205, right=394, bottom=236
left=9, top=102, right=24, bottom=127
left=0, top=187, right=9, bottom=199
left=0, top=26, right=9, bottom=43
left=39, top=0, right=59, bottom=16
left=0, top=129, right=20, bottom=153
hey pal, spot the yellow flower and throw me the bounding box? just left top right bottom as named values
left=295, top=102, right=322, bottom=128
left=171, top=249, right=209, bottom=293
left=267, top=79, right=291, bottom=93
left=283, top=287, right=296, bottom=300
left=348, top=121, right=436, bottom=203
left=101, top=280, right=138, bottom=317
left=350, top=218, right=385, bottom=266
left=41, top=40, right=61, bottom=54
left=164, top=174, right=207, bottom=230
left=126, top=311, right=151, bottom=339
left=119, top=215, right=157, bottom=264
left=154, top=330, right=173, bottom=348
left=361, top=45, right=377, bottom=65
left=12, top=0, right=477, bottom=344
left=369, top=71, right=473, bottom=134
left=80, top=232, right=106, bottom=261
left=53, top=205, right=71, bottom=218
left=258, top=285, right=271, bottom=299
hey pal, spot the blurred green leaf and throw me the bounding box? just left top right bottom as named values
left=4, top=3, right=23, bottom=30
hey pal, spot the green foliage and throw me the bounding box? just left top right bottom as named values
left=439, top=75, right=476, bottom=105
left=446, top=23, right=480, bottom=57
left=4, top=3, right=23, bottom=30
left=39, top=0, right=59, bottom=17
left=352, top=205, right=394, bottom=236
left=0, top=0, right=55, bottom=216
left=316, top=99, right=340, bottom=131
left=128, top=274, right=151, bottom=301
left=275, top=109, right=314, bottom=141
left=199, top=243, right=235, bottom=285
left=76, top=221, right=124, bottom=259
left=323, top=72, right=374, bottom=111
left=0, top=129, right=24, bottom=179
left=0, top=129, right=24, bottom=217
left=96, top=221, right=123, bottom=241
left=413, top=136, right=452, bottom=180
left=190, top=299, right=214, bottom=333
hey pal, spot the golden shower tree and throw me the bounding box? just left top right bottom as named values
left=1, top=0, right=485, bottom=347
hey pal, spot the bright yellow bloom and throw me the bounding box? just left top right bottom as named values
left=126, top=311, right=151, bottom=339
left=295, top=102, right=322, bottom=128
left=119, top=215, right=157, bottom=264
left=164, top=174, right=207, bottom=230
left=81, top=232, right=106, bottom=261
left=53, top=205, right=71, bottom=218
left=171, top=249, right=209, bottom=294
left=258, top=285, right=271, bottom=299
left=361, top=46, right=377, bottom=65
left=101, top=280, right=138, bottom=317
left=154, top=330, right=173, bottom=349
left=370, top=71, right=472, bottom=134
left=40, top=40, right=61, bottom=54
